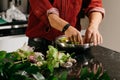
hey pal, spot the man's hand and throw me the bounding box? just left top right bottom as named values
left=65, top=26, right=83, bottom=45
left=84, top=26, right=103, bottom=46
left=48, top=13, right=84, bottom=44
left=84, top=11, right=103, bottom=46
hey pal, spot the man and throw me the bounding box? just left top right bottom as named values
left=26, top=0, right=105, bottom=54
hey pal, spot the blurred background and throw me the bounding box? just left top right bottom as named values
left=100, top=0, right=120, bottom=52
left=0, top=0, right=28, bottom=52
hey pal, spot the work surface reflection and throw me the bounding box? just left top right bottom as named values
left=55, top=46, right=119, bottom=80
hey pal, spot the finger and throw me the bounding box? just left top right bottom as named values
left=85, top=32, right=92, bottom=43
left=97, top=34, right=100, bottom=45
left=77, top=34, right=83, bottom=45
left=71, top=35, right=74, bottom=43
left=100, top=35, right=103, bottom=44
left=97, top=34, right=102, bottom=45
left=68, top=36, right=72, bottom=42
left=98, top=34, right=103, bottom=45
left=93, top=33, right=97, bottom=46
left=73, top=35, right=77, bottom=44
left=69, top=35, right=74, bottom=43
left=90, top=34, right=93, bottom=43
left=76, top=34, right=79, bottom=43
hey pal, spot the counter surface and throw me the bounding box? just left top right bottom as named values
left=90, top=46, right=120, bottom=80
left=64, top=46, right=120, bottom=80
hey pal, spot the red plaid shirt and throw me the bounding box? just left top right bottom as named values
left=26, top=0, right=105, bottom=41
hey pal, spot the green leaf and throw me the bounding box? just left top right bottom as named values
left=9, top=74, right=33, bottom=80
left=47, top=75, right=58, bottom=80
left=87, top=72, right=95, bottom=80
left=47, top=60, right=54, bottom=73
left=25, top=65, right=39, bottom=74
left=47, top=46, right=58, bottom=59
left=0, top=51, right=7, bottom=72
left=0, top=63, right=3, bottom=73
left=99, top=71, right=110, bottom=80
left=80, top=67, right=89, bottom=77
left=0, top=51, right=6, bottom=61
left=95, top=67, right=102, bottom=78
left=9, top=61, right=31, bottom=73
left=58, top=71, right=68, bottom=80
left=9, top=74, right=26, bottom=80
left=6, top=52, right=22, bottom=61
left=24, top=51, right=33, bottom=57
left=79, top=67, right=90, bottom=80
left=61, top=54, right=69, bottom=62
left=1, top=62, right=13, bottom=78
left=32, top=72, right=45, bottom=80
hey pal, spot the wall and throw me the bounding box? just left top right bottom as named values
left=100, top=0, right=120, bottom=52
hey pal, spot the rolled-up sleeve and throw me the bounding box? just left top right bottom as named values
left=29, top=0, right=53, bottom=18
left=83, top=0, right=105, bottom=17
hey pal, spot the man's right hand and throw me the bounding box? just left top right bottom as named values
left=64, top=26, right=83, bottom=45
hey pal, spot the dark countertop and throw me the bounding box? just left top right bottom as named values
left=90, top=46, right=120, bottom=80
left=58, top=46, right=120, bottom=80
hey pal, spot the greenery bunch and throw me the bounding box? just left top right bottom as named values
left=0, top=44, right=110, bottom=80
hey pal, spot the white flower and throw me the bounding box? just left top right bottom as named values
left=34, top=52, right=44, bottom=60
left=61, top=62, right=73, bottom=68
left=20, top=43, right=34, bottom=52
left=67, top=58, right=77, bottom=63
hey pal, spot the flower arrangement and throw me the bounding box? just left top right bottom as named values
left=0, top=44, right=76, bottom=80
left=0, top=44, right=110, bottom=80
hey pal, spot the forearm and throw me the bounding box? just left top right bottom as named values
left=48, top=13, right=83, bottom=44
left=88, top=12, right=103, bottom=29
left=48, top=14, right=69, bottom=32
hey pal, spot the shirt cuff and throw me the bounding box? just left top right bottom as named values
left=88, top=7, right=105, bottom=18
left=47, top=7, right=59, bottom=16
